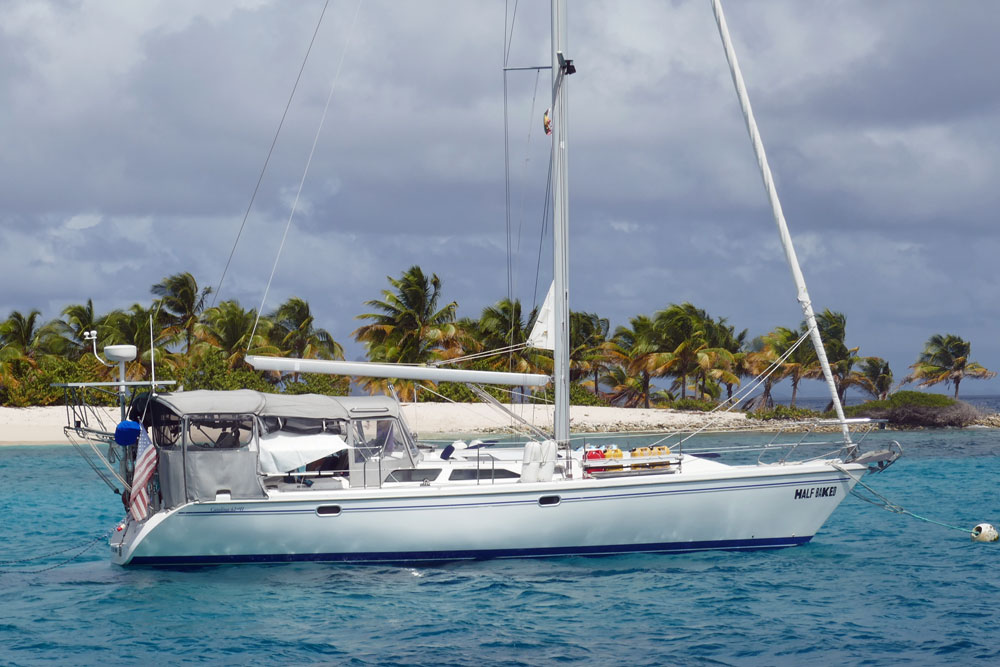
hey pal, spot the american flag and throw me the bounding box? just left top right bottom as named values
left=129, top=426, right=158, bottom=522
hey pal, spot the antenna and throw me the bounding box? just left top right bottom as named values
left=149, top=314, right=156, bottom=397
left=84, top=330, right=137, bottom=421
left=84, top=329, right=113, bottom=367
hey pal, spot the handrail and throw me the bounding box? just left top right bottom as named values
left=51, top=380, right=176, bottom=388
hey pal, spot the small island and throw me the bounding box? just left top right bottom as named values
left=0, top=269, right=996, bottom=439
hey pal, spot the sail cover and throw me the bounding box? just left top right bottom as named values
left=527, top=282, right=555, bottom=351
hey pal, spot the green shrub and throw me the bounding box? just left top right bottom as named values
left=417, top=359, right=535, bottom=403
left=0, top=356, right=114, bottom=407
left=669, top=398, right=718, bottom=412
left=843, top=390, right=980, bottom=427
left=283, top=373, right=349, bottom=396
left=417, top=381, right=509, bottom=403
left=179, top=350, right=275, bottom=393
left=530, top=383, right=609, bottom=407
left=751, top=404, right=822, bottom=421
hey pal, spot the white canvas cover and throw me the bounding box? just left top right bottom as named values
left=154, top=390, right=350, bottom=420
left=258, top=432, right=349, bottom=475
left=156, top=389, right=267, bottom=416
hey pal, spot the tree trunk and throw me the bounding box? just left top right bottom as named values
left=762, top=379, right=773, bottom=410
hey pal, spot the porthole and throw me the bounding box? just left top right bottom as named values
left=316, top=505, right=342, bottom=516
left=538, top=495, right=561, bottom=507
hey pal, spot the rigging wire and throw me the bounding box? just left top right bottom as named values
left=68, top=437, right=122, bottom=493
left=503, top=0, right=524, bottom=312
left=503, top=1, right=554, bottom=387
left=503, top=0, right=516, bottom=322
left=532, top=151, right=553, bottom=309
left=513, top=68, right=543, bottom=299
left=642, top=329, right=812, bottom=450
left=248, top=0, right=364, bottom=352
left=432, top=341, right=531, bottom=366
left=415, top=382, right=536, bottom=434
left=212, top=0, right=332, bottom=307
left=503, top=0, right=521, bottom=67
left=713, top=328, right=811, bottom=414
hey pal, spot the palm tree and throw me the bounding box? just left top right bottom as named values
left=446, top=316, right=484, bottom=363
left=194, top=300, right=280, bottom=370
left=706, top=319, right=750, bottom=403
left=0, top=310, right=61, bottom=362
left=770, top=325, right=816, bottom=408
left=102, top=304, right=178, bottom=380
left=653, top=303, right=735, bottom=401
left=354, top=266, right=460, bottom=397
left=905, top=334, right=996, bottom=398
left=810, top=309, right=866, bottom=408
left=476, top=298, right=548, bottom=373
left=0, top=310, right=55, bottom=394
left=603, top=315, right=662, bottom=409
left=740, top=334, right=786, bottom=411
left=598, top=364, right=651, bottom=408
left=268, top=297, right=344, bottom=381
left=472, top=298, right=549, bottom=402
left=569, top=311, right=610, bottom=394
left=151, top=272, right=212, bottom=354
left=651, top=304, right=701, bottom=399
left=53, top=299, right=103, bottom=360
left=859, top=357, right=893, bottom=401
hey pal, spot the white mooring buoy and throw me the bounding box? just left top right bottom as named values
left=971, top=523, right=999, bottom=542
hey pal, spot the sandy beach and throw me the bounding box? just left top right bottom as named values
left=0, top=403, right=749, bottom=445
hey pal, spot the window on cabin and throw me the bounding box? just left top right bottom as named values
left=186, top=415, right=254, bottom=450
left=259, top=417, right=345, bottom=436
left=448, top=468, right=521, bottom=481
left=151, top=412, right=183, bottom=449
left=384, top=468, right=442, bottom=483
left=352, top=418, right=397, bottom=462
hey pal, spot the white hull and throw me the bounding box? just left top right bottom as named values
left=111, top=460, right=862, bottom=565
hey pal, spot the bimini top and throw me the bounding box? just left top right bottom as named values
left=150, top=390, right=399, bottom=420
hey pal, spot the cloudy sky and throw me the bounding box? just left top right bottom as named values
left=2, top=0, right=998, bottom=397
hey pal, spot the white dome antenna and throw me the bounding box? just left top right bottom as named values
left=104, top=345, right=137, bottom=362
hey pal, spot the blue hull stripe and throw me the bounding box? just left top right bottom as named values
left=177, top=475, right=850, bottom=517
left=128, top=536, right=813, bottom=565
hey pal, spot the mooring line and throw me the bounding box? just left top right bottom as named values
left=0, top=531, right=111, bottom=575
left=834, top=464, right=969, bottom=533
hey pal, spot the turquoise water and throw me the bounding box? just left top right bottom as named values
left=2, top=430, right=999, bottom=665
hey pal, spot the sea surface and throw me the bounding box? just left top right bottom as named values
left=2, top=429, right=999, bottom=665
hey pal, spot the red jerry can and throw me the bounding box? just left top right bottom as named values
left=584, top=448, right=606, bottom=473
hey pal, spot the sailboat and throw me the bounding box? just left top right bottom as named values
left=58, top=0, right=899, bottom=565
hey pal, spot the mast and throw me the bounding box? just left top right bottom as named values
left=550, top=0, right=573, bottom=448
left=711, top=0, right=850, bottom=443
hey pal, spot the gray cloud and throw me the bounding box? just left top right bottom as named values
left=1, top=0, right=998, bottom=394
